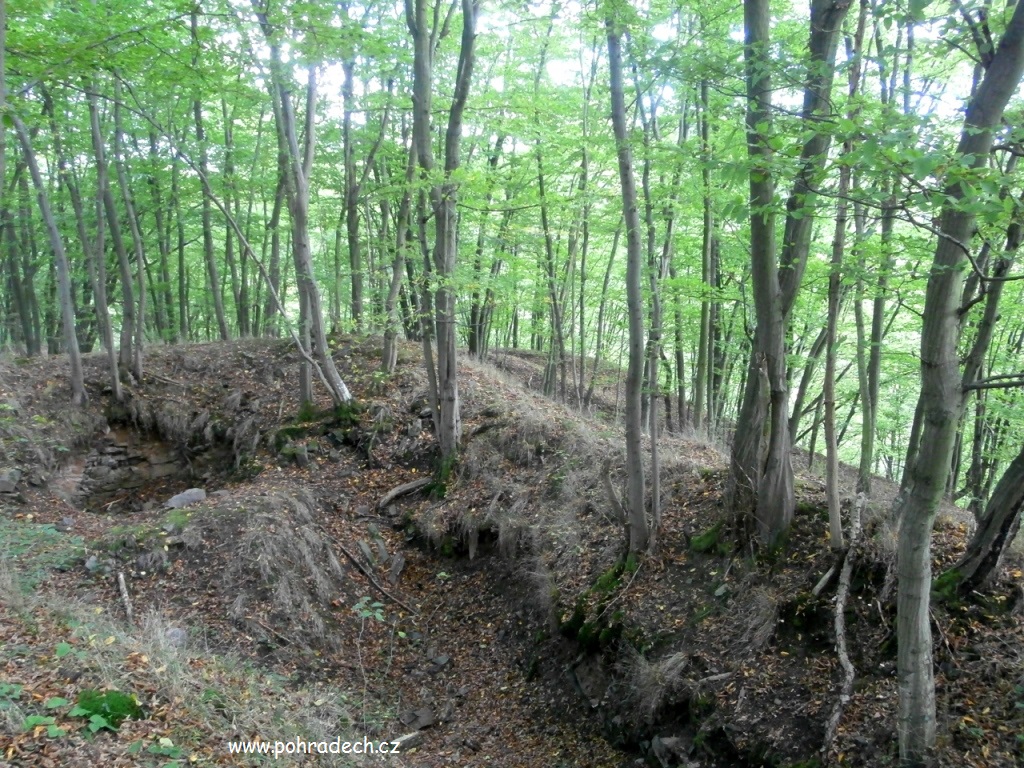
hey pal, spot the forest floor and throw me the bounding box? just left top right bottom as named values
left=0, top=337, right=1021, bottom=768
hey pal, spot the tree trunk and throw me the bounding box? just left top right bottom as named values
left=894, top=5, right=1024, bottom=764
left=607, top=16, right=648, bottom=554
left=192, top=10, right=229, bottom=341
left=407, top=0, right=477, bottom=465
left=727, top=0, right=851, bottom=548
left=12, top=113, right=86, bottom=405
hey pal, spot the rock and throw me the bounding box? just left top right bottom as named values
left=407, top=419, right=423, bottom=437
left=164, top=488, right=206, bottom=509
left=357, top=539, right=375, bottom=564
left=388, top=553, right=406, bottom=586
left=56, top=517, right=75, bottom=532
left=398, top=707, right=435, bottom=730
left=427, top=655, right=450, bottom=674
left=714, top=583, right=729, bottom=598
left=27, top=469, right=47, bottom=487
left=650, top=735, right=693, bottom=767
left=390, top=732, right=424, bottom=752
left=374, top=538, right=389, bottom=564
left=211, top=490, right=231, bottom=498
left=0, top=468, right=22, bottom=493
left=164, top=627, right=187, bottom=648
left=293, top=444, right=310, bottom=468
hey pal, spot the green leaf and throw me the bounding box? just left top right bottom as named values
left=44, top=697, right=70, bottom=709
left=54, top=642, right=74, bottom=659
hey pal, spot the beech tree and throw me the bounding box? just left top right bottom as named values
left=727, top=0, right=852, bottom=548
left=893, top=3, right=1024, bottom=763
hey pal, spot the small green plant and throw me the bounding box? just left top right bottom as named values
left=23, top=714, right=67, bottom=738
left=352, top=596, right=385, bottom=622
left=130, top=736, right=184, bottom=758
left=69, top=689, right=145, bottom=732
left=0, top=682, right=23, bottom=709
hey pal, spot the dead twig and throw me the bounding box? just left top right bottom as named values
left=823, top=492, right=865, bottom=754
left=333, top=538, right=419, bottom=616
left=377, top=477, right=432, bottom=510
left=117, top=572, right=134, bottom=625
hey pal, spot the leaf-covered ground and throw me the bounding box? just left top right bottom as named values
left=0, top=337, right=1021, bottom=767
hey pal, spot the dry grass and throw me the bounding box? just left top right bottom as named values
left=190, top=489, right=352, bottom=650
left=618, top=647, right=691, bottom=726
left=737, top=587, right=779, bottom=652
left=0, top=569, right=363, bottom=766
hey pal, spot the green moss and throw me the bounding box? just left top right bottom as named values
left=273, top=425, right=309, bottom=452
left=296, top=400, right=318, bottom=423
left=597, top=623, right=622, bottom=647
left=593, top=567, right=622, bottom=594
left=932, top=568, right=962, bottom=603
left=332, top=401, right=364, bottom=426
left=623, top=552, right=639, bottom=574
left=691, top=522, right=724, bottom=554
left=428, top=453, right=459, bottom=499
left=576, top=621, right=601, bottom=652
left=439, top=536, right=455, bottom=557
left=559, top=600, right=587, bottom=639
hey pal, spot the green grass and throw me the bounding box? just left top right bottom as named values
left=0, top=518, right=85, bottom=588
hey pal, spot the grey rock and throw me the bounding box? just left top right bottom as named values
left=357, top=539, right=375, bottom=564
left=650, top=735, right=694, bottom=768
left=0, top=468, right=22, bottom=494
left=390, top=732, right=424, bottom=752
left=164, top=627, right=187, bottom=648
left=407, top=419, right=423, bottom=437
left=164, top=488, right=206, bottom=509
left=84, top=555, right=100, bottom=572
left=293, top=444, right=310, bottom=468
left=388, top=553, right=406, bottom=586
left=398, top=707, right=435, bottom=730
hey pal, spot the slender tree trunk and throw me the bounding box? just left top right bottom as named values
left=607, top=16, right=648, bottom=554
left=894, top=6, right=1024, bottom=763
left=407, top=0, right=478, bottom=464
left=12, top=114, right=86, bottom=405
left=192, top=10, right=229, bottom=341
left=112, top=86, right=146, bottom=381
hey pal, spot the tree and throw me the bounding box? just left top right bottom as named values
left=11, top=112, right=87, bottom=405
left=727, top=0, right=852, bottom=547
left=892, top=3, right=1024, bottom=764
left=407, top=0, right=478, bottom=465
left=606, top=6, right=649, bottom=554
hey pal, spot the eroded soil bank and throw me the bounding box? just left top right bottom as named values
left=1, top=338, right=1022, bottom=768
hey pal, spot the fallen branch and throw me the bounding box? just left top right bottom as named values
left=823, top=491, right=865, bottom=754
left=334, top=538, right=419, bottom=616
left=811, top=562, right=838, bottom=597
left=377, top=477, right=432, bottom=510
left=117, top=572, right=134, bottom=625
